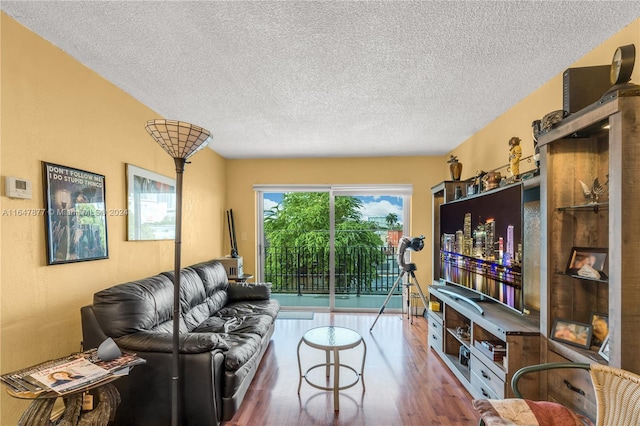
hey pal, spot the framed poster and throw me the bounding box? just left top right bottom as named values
left=43, top=162, right=108, bottom=265
left=126, top=164, right=176, bottom=241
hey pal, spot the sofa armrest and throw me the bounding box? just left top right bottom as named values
left=116, top=331, right=229, bottom=354
left=228, top=282, right=272, bottom=302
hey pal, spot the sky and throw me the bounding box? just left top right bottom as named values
left=263, top=193, right=404, bottom=223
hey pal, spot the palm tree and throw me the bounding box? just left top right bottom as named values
left=385, top=213, right=398, bottom=229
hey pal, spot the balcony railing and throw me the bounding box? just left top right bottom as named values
left=264, top=246, right=401, bottom=296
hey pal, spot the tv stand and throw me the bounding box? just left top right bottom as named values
left=433, top=287, right=485, bottom=315
left=427, top=285, right=540, bottom=400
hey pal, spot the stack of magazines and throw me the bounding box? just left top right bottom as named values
left=1, top=349, right=145, bottom=397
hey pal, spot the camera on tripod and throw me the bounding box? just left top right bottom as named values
left=371, top=235, right=428, bottom=331
left=397, top=235, right=425, bottom=271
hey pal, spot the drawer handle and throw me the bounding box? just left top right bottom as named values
left=432, top=334, right=438, bottom=339
left=481, top=370, right=490, bottom=380
left=563, top=379, right=585, bottom=396
left=481, top=388, right=490, bottom=398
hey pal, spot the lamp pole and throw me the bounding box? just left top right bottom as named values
left=171, top=157, right=185, bottom=426
left=145, top=120, right=212, bottom=426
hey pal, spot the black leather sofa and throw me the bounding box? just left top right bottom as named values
left=81, top=259, right=279, bottom=425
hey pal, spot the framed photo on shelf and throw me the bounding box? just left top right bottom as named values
left=566, top=246, right=608, bottom=280
left=590, top=312, right=609, bottom=347
left=598, top=335, right=610, bottom=361
left=126, top=164, right=176, bottom=241
left=43, top=162, right=108, bottom=265
left=550, top=318, right=592, bottom=349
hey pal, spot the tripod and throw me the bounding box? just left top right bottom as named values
left=370, top=262, right=429, bottom=331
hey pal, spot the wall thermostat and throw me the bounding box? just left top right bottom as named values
left=5, top=176, right=32, bottom=199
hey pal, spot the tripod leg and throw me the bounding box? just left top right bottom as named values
left=370, top=271, right=405, bottom=332
left=406, top=281, right=412, bottom=323
left=409, top=271, right=430, bottom=316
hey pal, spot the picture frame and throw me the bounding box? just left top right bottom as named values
left=43, top=162, right=109, bottom=265
left=550, top=318, right=592, bottom=349
left=589, top=312, right=609, bottom=347
left=566, top=246, right=608, bottom=280
left=598, top=335, right=610, bottom=362
left=126, top=164, right=176, bottom=241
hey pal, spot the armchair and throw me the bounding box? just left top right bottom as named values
left=473, top=362, right=640, bottom=426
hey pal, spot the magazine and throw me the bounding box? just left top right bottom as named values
left=1, top=349, right=145, bottom=397
left=29, top=357, right=109, bottom=394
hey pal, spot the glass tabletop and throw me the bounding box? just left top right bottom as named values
left=302, top=326, right=362, bottom=350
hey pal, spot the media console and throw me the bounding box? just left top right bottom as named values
left=427, top=285, right=540, bottom=400
left=430, top=285, right=485, bottom=315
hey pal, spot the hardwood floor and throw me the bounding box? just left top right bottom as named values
left=223, top=312, right=481, bottom=425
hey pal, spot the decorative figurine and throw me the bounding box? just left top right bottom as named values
left=448, top=155, right=463, bottom=181
left=469, top=170, right=486, bottom=195
left=483, top=171, right=502, bottom=191
left=531, top=120, right=542, bottom=174
left=579, top=177, right=608, bottom=204
left=508, top=137, right=522, bottom=177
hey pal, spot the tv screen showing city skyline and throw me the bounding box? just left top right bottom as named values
left=439, top=183, right=524, bottom=313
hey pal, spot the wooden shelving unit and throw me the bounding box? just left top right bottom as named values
left=538, top=92, right=640, bottom=419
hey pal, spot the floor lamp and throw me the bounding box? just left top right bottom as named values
left=144, top=119, right=212, bottom=426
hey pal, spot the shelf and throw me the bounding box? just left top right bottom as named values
left=446, top=327, right=471, bottom=349
left=444, top=353, right=471, bottom=382
left=557, top=202, right=608, bottom=213
left=547, top=339, right=608, bottom=366
left=430, top=310, right=444, bottom=321
left=556, top=271, right=609, bottom=284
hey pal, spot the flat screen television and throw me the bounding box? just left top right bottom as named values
left=438, top=183, right=524, bottom=313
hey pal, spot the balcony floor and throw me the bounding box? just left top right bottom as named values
left=272, top=293, right=405, bottom=311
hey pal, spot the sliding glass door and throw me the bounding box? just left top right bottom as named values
left=256, top=185, right=411, bottom=312
left=260, top=188, right=331, bottom=310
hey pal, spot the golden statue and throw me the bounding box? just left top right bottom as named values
left=508, top=137, right=522, bottom=177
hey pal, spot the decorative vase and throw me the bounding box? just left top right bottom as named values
left=483, top=171, right=502, bottom=190
left=450, top=161, right=463, bottom=181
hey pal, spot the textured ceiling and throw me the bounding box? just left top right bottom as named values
left=2, top=1, right=640, bottom=159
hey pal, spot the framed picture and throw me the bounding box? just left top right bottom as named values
left=598, top=335, right=610, bottom=362
left=590, top=312, right=609, bottom=347
left=43, top=162, right=108, bottom=265
left=127, top=164, right=176, bottom=241
left=550, top=318, right=592, bottom=349
left=566, top=247, right=608, bottom=280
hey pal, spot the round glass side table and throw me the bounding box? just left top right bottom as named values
left=297, top=326, right=366, bottom=412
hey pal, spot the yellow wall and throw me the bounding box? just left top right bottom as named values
left=447, top=19, right=640, bottom=179
left=0, top=15, right=226, bottom=423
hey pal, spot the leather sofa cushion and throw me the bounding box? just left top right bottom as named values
left=225, top=313, right=274, bottom=337
left=163, top=264, right=231, bottom=331
left=193, top=316, right=227, bottom=333
left=188, top=260, right=230, bottom=297
left=194, top=311, right=275, bottom=337
left=222, top=333, right=262, bottom=372
left=228, top=282, right=271, bottom=301
left=217, top=300, right=280, bottom=320
left=93, top=273, right=178, bottom=337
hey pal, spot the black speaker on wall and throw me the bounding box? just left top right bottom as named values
left=563, top=65, right=612, bottom=114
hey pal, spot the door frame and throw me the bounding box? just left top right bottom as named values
left=255, top=184, right=412, bottom=311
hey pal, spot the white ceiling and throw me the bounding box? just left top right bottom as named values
left=2, top=1, right=640, bottom=159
